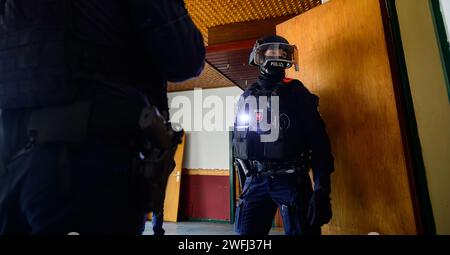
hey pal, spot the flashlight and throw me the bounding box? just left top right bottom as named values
left=239, top=113, right=250, bottom=123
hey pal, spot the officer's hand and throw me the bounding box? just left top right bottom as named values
left=307, top=190, right=332, bottom=227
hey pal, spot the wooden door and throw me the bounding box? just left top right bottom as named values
left=277, top=0, right=417, bottom=234
left=163, top=134, right=186, bottom=222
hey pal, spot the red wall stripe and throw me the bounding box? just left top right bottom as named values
left=180, top=175, right=230, bottom=221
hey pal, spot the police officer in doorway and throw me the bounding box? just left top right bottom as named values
left=0, top=0, right=204, bottom=234
left=233, top=35, right=334, bottom=235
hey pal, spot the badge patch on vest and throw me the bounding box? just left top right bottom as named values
left=255, top=110, right=263, bottom=122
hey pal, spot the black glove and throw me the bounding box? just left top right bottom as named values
left=307, top=190, right=332, bottom=227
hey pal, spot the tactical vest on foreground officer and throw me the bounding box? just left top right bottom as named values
left=233, top=35, right=334, bottom=235
left=0, top=0, right=204, bottom=234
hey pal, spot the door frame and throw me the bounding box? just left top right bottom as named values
left=229, top=129, right=236, bottom=224
left=380, top=0, right=436, bottom=234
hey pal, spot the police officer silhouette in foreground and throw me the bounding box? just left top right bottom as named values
left=0, top=0, right=204, bottom=234
left=233, top=35, right=334, bottom=235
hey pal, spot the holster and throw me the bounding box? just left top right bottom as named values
left=132, top=106, right=184, bottom=213
left=133, top=142, right=178, bottom=213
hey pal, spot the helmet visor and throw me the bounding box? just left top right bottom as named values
left=254, top=43, right=297, bottom=68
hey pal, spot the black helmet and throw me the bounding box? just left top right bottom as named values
left=249, top=35, right=299, bottom=71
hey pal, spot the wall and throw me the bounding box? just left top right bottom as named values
left=396, top=0, right=450, bottom=234
left=168, top=86, right=242, bottom=221
left=168, top=86, right=242, bottom=169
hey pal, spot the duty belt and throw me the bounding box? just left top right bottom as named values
left=26, top=81, right=150, bottom=145
left=248, top=160, right=308, bottom=177
left=0, top=82, right=151, bottom=177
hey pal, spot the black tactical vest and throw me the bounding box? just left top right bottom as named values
left=0, top=0, right=153, bottom=109
left=233, top=79, right=309, bottom=162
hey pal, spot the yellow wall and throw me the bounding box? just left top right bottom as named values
left=396, top=0, right=450, bottom=234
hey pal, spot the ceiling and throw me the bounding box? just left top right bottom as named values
left=168, top=0, right=322, bottom=92
left=205, top=40, right=259, bottom=89
left=167, top=61, right=235, bottom=92
left=185, top=0, right=321, bottom=43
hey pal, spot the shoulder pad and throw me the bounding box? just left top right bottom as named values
left=281, top=78, right=302, bottom=85
left=282, top=78, right=295, bottom=84
left=242, top=82, right=262, bottom=96
left=279, top=79, right=304, bottom=90
left=288, top=80, right=320, bottom=108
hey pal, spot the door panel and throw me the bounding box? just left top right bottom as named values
left=277, top=0, right=416, bottom=234
left=163, top=134, right=186, bottom=222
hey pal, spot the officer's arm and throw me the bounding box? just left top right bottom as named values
left=303, top=95, right=335, bottom=194
left=145, top=79, right=170, bottom=119
left=129, top=0, right=205, bottom=82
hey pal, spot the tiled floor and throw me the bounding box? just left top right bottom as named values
left=143, top=221, right=285, bottom=235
